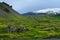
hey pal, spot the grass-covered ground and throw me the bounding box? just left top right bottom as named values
left=0, top=14, right=60, bottom=39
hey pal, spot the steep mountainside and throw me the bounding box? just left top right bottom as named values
left=0, top=2, right=23, bottom=20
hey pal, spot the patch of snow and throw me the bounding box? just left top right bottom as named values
left=33, top=8, right=60, bottom=14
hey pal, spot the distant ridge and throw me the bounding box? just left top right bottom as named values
left=33, top=8, right=60, bottom=14
left=22, top=8, right=60, bottom=16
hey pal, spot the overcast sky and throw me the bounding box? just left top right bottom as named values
left=0, top=0, right=60, bottom=14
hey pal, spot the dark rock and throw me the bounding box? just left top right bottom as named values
left=16, top=27, right=29, bottom=32
left=3, top=8, right=10, bottom=12
left=10, top=5, right=12, bottom=8
left=10, top=25, right=17, bottom=32
left=2, top=2, right=9, bottom=6
left=4, top=25, right=29, bottom=33
left=2, top=2, right=12, bottom=8
left=4, top=25, right=17, bottom=33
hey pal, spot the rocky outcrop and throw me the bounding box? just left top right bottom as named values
left=4, top=25, right=29, bottom=33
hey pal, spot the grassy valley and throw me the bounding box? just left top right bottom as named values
left=0, top=2, right=60, bottom=39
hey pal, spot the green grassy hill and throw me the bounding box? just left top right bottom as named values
left=0, top=2, right=60, bottom=39
left=0, top=2, right=30, bottom=39
left=0, top=2, right=28, bottom=25
left=23, top=15, right=60, bottom=38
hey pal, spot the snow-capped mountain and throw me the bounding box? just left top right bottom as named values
left=22, top=8, right=60, bottom=16
left=33, top=8, right=60, bottom=14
